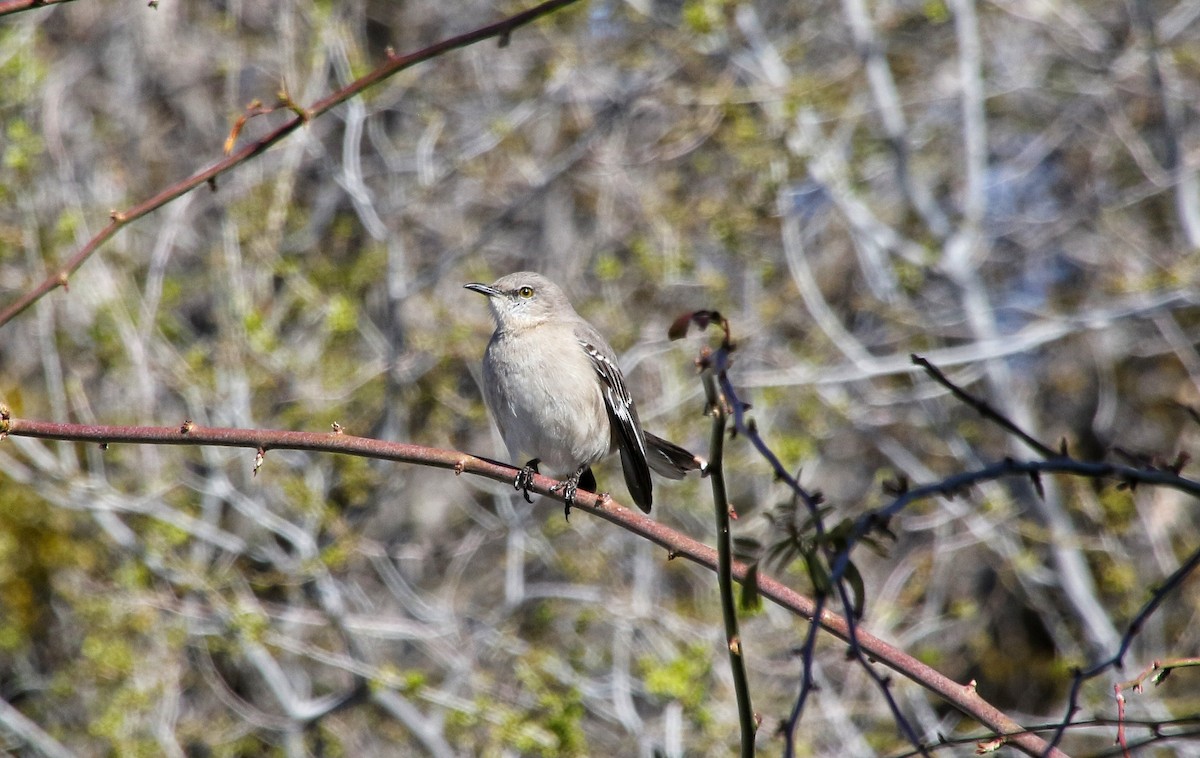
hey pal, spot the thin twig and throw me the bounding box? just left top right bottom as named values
left=699, top=340, right=758, bottom=755
left=0, top=0, right=584, bottom=328
left=912, top=353, right=1059, bottom=458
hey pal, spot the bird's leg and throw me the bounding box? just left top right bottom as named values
left=514, top=458, right=540, bottom=504
left=550, top=464, right=592, bottom=521
left=579, top=467, right=596, bottom=496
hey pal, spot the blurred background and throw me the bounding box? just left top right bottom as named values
left=1, top=0, right=1199, bottom=755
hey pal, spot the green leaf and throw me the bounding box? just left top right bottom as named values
left=844, top=560, right=867, bottom=619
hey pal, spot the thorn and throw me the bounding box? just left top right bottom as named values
left=58, top=272, right=69, bottom=290
left=1169, top=451, right=1190, bottom=474
left=253, top=447, right=266, bottom=477
left=110, top=210, right=126, bottom=222
left=453, top=459, right=466, bottom=475
left=207, top=176, right=218, bottom=192
left=179, top=419, right=194, bottom=434
left=728, top=636, right=741, bottom=655
left=99, top=442, right=108, bottom=450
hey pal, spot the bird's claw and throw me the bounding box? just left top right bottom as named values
left=515, top=459, right=540, bottom=504
left=549, top=477, right=579, bottom=521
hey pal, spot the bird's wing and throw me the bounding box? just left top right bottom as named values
left=579, top=336, right=653, bottom=512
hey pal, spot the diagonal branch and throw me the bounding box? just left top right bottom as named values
left=912, top=353, right=1059, bottom=458
left=0, top=0, right=77, bottom=18
left=0, top=0, right=584, bottom=329
left=0, top=409, right=1061, bottom=757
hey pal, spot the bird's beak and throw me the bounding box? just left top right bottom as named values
left=464, top=282, right=500, bottom=298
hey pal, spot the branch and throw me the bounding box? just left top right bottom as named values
left=0, top=0, right=584, bottom=329
left=697, top=329, right=758, bottom=754
left=912, top=354, right=1059, bottom=458
left=0, top=0, right=76, bottom=18
left=0, top=409, right=1062, bottom=757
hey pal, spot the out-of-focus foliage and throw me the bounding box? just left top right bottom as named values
left=1, top=0, right=1199, bottom=754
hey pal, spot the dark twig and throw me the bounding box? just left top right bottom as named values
left=889, top=715, right=1200, bottom=757
left=1045, top=542, right=1200, bottom=753
left=912, top=353, right=1058, bottom=459
left=676, top=317, right=936, bottom=756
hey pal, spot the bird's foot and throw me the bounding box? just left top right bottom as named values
left=549, top=465, right=592, bottom=521
left=550, top=476, right=578, bottom=521
left=515, top=459, right=540, bottom=504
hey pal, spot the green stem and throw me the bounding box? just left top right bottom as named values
left=702, top=367, right=756, bottom=756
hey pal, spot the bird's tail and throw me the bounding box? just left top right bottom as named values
left=644, top=432, right=707, bottom=480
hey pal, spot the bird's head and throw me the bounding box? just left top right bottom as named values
left=464, top=272, right=570, bottom=332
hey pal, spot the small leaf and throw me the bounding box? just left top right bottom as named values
left=803, top=551, right=831, bottom=597
left=844, top=560, right=867, bottom=619
left=668, top=312, right=697, bottom=340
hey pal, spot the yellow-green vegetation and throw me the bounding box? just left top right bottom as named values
left=640, top=643, right=714, bottom=723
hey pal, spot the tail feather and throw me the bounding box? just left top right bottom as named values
left=644, top=432, right=706, bottom=480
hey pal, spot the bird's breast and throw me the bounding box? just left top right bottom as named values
left=483, top=328, right=611, bottom=475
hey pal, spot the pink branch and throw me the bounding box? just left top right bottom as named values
left=0, top=0, right=584, bottom=328
left=0, top=410, right=1061, bottom=757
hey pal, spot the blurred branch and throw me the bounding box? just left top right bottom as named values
left=0, top=0, right=584, bottom=329
left=1127, top=0, right=1200, bottom=248
left=0, top=407, right=1059, bottom=757
left=892, top=716, right=1200, bottom=757
left=0, top=696, right=74, bottom=758
left=0, top=0, right=75, bottom=17
left=743, top=288, right=1200, bottom=388
left=838, top=0, right=950, bottom=239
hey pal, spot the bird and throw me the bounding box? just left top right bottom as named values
left=465, top=272, right=703, bottom=516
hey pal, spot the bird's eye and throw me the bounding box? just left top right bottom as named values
left=518, top=286, right=534, bottom=298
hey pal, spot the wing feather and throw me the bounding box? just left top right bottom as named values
left=579, top=338, right=653, bottom=512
